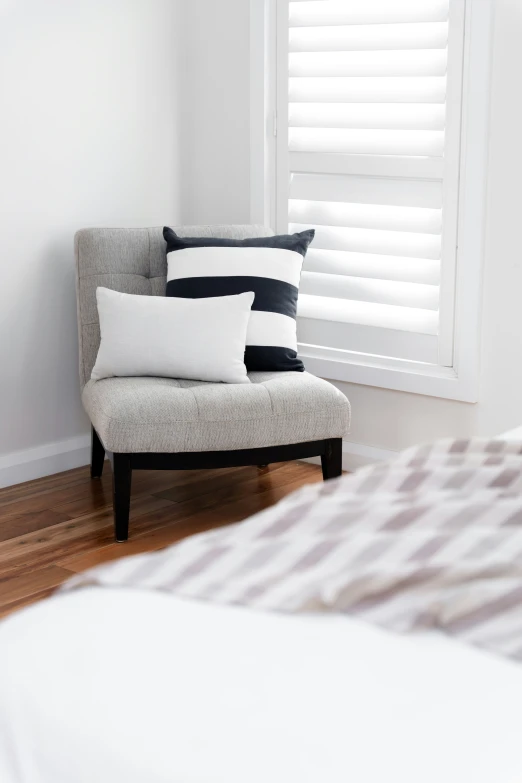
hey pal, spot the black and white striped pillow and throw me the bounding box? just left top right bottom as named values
left=163, top=227, right=315, bottom=372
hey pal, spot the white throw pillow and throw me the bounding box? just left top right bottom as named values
left=91, top=287, right=254, bottom=384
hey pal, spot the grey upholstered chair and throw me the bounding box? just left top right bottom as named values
left=75, top=225, right=351, bottom=541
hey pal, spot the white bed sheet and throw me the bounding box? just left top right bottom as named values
left=0, top=587, right=521, bottom=783
left=502, top=425, right=522, bottom=440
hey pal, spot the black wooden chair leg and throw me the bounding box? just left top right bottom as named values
left=321, top=438, right=343, bottom=480
left=112, top=454, right=132, bottom=542
left=91, top=427, right=105, bottom=479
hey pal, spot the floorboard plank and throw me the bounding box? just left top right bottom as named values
left=0, top=465, right=93, bottom=503
left=154, top=463, right=289, bottom=503
left=0, top=565, right=71, bottom=610
left=0, top=474, right=113, bottom=520
left=0, top=509, right=73, bottom=543
left=130, top=465, right=256, bottom=497
left=0, top=495, right=175, bottom=580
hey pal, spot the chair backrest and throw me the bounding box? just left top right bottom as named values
left=75, top=224, right=273, bottom=386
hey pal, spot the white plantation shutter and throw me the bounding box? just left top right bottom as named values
left=276, top=0, right=466, bottom=367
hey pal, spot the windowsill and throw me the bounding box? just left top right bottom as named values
left=299, top=344, right=478, bottom=403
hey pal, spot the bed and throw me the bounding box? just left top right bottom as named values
left=1, top=588, right=522, bottom=783
left=1, top=434, right=522, bottom=783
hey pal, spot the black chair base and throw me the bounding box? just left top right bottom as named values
left=90, top=427, right=343, bottom=542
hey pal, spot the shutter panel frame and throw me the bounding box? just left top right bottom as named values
left=276, top=0, right=467, bottom=367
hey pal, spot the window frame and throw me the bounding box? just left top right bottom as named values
left=250, top=0, right=493, bottom=402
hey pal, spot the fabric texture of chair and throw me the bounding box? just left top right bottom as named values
left=82, top=372, right=350, bottom=454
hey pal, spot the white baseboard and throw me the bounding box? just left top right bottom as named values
left=340, top=440, right=397, bottom=471
left=304, top=440, right=397, bottom=473
left=0, top=433, right=92, bottom=489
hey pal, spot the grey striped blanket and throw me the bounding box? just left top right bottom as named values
left=64, top=438, right=522, bottom=662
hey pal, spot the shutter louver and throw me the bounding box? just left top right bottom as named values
left=277, top=0, right=465, bottom=365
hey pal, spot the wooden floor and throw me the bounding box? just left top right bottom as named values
left=0, top=460, right=322, bottom=620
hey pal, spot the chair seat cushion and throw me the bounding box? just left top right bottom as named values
left=82, top=372, right=350, bottom=454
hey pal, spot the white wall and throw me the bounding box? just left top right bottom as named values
left=177, top=0, right=251, bottom=225
left=176, top=0, right=522, bottom=462
left=0, top=0, right=181, bottom=482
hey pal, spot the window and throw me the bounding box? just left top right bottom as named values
left=260, top=0, right=492, bottom=401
